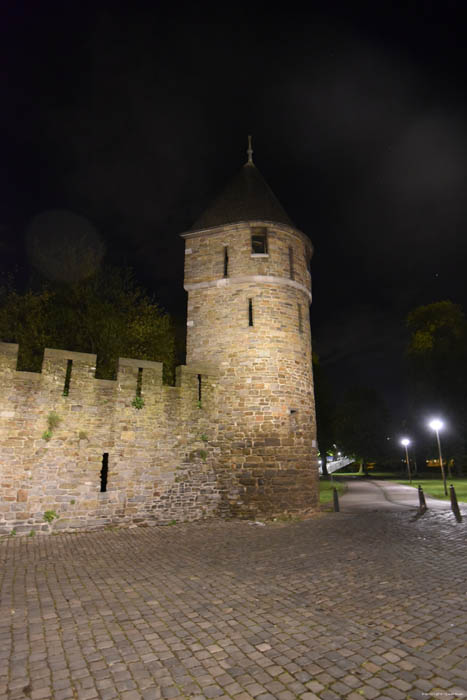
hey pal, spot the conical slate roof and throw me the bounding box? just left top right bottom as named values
left=190, top=162, right=294, bottom=231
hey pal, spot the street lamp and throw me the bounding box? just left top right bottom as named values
left=428, top=418, right=447, bottom=495
left=400, top=438, right=412, bottom=484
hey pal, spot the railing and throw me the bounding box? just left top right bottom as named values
left=319, top=456, right=354, bottom=475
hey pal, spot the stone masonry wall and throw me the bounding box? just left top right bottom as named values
left=0, top=342, right=222, bottom=535
left=0, top=220, right=319, bottom=533
left=183, top=220, right=319, bottom=517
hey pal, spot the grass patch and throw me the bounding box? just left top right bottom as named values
left=332, top=471, right=397, bottom=478
left=319, top=479, right=347, bottom=504
left=396, top=478, right=467, bottom=502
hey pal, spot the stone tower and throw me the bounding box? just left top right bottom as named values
left=182, top=142, right=318, bottom=517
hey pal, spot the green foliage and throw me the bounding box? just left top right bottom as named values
left=407, top=301, right=466, bottom=356
left=28, top=530, right=35, bottom=537
left=131, top=395, right=145, bottom=410
left=407, top=301, right=467, bottom=399
left=78, top=431, right=88, bottom=440
left=167, top=519, right=177, bottom=526
left=43, top=510, right=59, bottom=523
left=196, top=400, right=202, bottom=409
left=42, top=411, right=61, bottom=441
left=70, top=499, right=76, bottom=505
left=396, top=478, right=467, bottom=503
left=319, top=479, right=347, bottom=504
left=188, top=448, right=208, bottom=462
left=10, top=528, right=16, bottom=536
left=200, top=434, right=208, bottom=442
left=47, top=411, right=61, bottom=430
left=0, top=288, right=53, bottom=371
left=0, top=266, right=176, bottom=382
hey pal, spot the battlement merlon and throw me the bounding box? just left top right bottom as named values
left=42, top=346, right=96, bottom=371
left=117, top=357, right=164, bottom=393
left=0, top=342, right=19, bottom=371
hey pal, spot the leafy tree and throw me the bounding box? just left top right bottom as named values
left=334, top=386, right=389, bottom=472
left=407, top=300, right=467, bottom=401
left=0, top=267, right=175, bottom=382
left=406, top=300, right=467, bottom=473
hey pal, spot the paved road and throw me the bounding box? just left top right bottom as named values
left=1, top=507, right=467, bottom=700
left=338, top=479, right=453, bottom=513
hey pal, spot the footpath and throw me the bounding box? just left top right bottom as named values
left=338, top=478, right=453, bottom=513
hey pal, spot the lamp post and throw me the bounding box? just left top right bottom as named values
left=429, top=419, right=447, bottom=496
left=401, top=438, right=412, bottom=485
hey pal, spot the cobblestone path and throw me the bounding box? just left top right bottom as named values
left=1, top=510, right=467, bottom=700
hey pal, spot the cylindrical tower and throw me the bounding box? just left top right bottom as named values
left=182, top=148, right=318, bottom=516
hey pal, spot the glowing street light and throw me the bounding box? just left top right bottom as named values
left=400, top=438, right=412, bottom=484
left=428, top=418, right=447, bottom=495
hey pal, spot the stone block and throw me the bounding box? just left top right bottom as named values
left=53, top=519, right=87, bottom=530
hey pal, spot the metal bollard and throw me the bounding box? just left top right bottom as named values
left=418, top=485, right=427, bottom=513
left=449, top=485, right=462, bottom=523
left=333, top=487, right=340, bottom=512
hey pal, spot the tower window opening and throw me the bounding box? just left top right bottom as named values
left=251, top=227, right=268, bottom=254
left=289, top=409, right=298, bottom=432
left=223, top=246, right=229, bottom=277
left=63, top=359, right=73, bottom=396
left=197, top=374, right=202, bottom=405
left=288, top=247, right=295, bottom=280
left=298, top=304, right=303, bottom=333
left=100, top=453, right=109, bottom=493
left=136, top=367, right=143, bottom=397
left=248, top=298, right=254, bottom=326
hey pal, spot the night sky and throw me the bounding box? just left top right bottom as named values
left=2, top=1, right=467, bottom=425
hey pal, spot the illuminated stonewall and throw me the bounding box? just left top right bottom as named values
left=0, top=147, right=318, bottom=534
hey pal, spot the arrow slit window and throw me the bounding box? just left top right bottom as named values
left=289, top=247, right=295, bottom=279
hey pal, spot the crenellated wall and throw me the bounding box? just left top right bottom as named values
left=0, top=342, right=222, bottom=535
left=1, top=173, right=319, bottom=533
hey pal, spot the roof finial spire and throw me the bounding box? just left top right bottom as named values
left=247, top=134, right=254, bottom=165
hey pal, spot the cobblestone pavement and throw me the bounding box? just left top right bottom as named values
left=1, top=509, right=467, bottom=700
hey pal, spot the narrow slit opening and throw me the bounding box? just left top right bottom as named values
left=223, top=246, right=229, bottom=277
left=197, top=374, right=202, bottom=405
left=298, top=304, right=303, bottom=333
left=248, top=298, right=253, bottom=326
left=289, top=247, right=295, bottom=280
left=63, top=359, right=73, bottom=396
left=289, top=409, right=298, bottom=432
left=100, top=453, right=109, bottom=493
left=136, top=367, right=143, bottom=397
